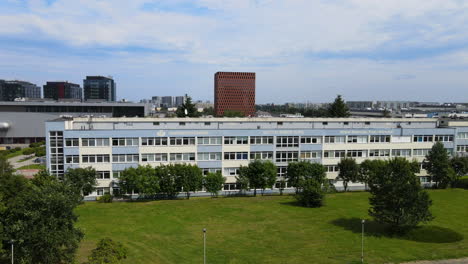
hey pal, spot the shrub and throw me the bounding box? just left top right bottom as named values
left=35, top=146, right=46, bottom=157
left=13, top=147, right=21, bottom=152
left=22, top=148, right=35, bottom=155
left=453, top=177, right=468, bottom=189
left=296, top=178, right=325, bottom=207
left=98, top=194, right=113, bottom=203
left=86, top=238, right=128, bottom=264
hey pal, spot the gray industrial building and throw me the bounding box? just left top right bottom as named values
left=0, top=101, right=150, bottom=145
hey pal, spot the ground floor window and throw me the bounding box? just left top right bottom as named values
left=223, top=183, right=239, bottom=191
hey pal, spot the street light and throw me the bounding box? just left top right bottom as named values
left=203, top=228, right=207, bottom=264
left=361, top=219, right=365, bottom=264
left=10, top=239, right=15, bottom=264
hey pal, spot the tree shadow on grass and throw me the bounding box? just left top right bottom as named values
left=331, top=217, right=464, bottom=243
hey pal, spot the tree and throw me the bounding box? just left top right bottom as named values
left=1, top=173, right=83, bottom=263
left=450, top=156, right=468, bottom=177
left=222, top=110, right=245, bottom=117
left=201, top=107, right=214, bottom=116
left=368, top=158, right=434, bottom=233
left=296, top=178, right=324, bottom=207
left=64, top=167, right=97, bottom=197
left=176, top=94, right=199, bottom=117
left=327, top=95, right=350, bottom=117
left=337, top=157, right=359, bottom=192
left=178, top=164, right=203, bottom=199
left=277, top=179, right=286, bottom=195
left=86, top=238, right=128, bottom=264
left=238, top=160, right=277, bottom=196
left=118, top=167, right=140, bottom=196
left=287, top=161, right=325, bottom=193
left=358, top=159, right=386, bottom=190
left=204, top=172, right=225, bottom=197
left=423, top=142, right=451, bottom=188
left=158, top=165, right=180, bottom=199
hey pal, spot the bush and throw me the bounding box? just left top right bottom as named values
left=453, top=177, right=468, bottom=189
left=98, top=194, right=113, bottom=203
left=295, top=178, right=324, bottom=207
left=13, top=147, right=21, bottom=152
left=86, top=238, right=128, bottom=264
left=22, top=148, right=35, bottom=155
left=34, top=146, right=46, bottom=157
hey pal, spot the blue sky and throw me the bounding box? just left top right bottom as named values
left=1, top=0, right=468, bottom=103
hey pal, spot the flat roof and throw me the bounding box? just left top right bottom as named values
left=68, top=117, right=439, bottom=122
left=0, top=101, right=147, bottom=107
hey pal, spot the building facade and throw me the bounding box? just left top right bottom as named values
left=45, top=117, right=468, bottom=198
left=214, top=72, right=255, bottom=116
left=152, top=96, right=186, bottom=108
left=0, top=80, right=41, bottom=101
left=83, top=76, right=116, bottom=101
left=43, top=81, right=82, bottom=100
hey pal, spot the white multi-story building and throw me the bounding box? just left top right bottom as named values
left=46, top=117, right=468, bottom=198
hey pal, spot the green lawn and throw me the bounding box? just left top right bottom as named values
left=15, top=164, right=46, bottom=170
left=76, top=189, right=468, bottom=264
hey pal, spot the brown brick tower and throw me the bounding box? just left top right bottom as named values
left=214, top=72, right=256, bottom=117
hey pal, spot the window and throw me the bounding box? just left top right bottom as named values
left=392, top=149, right=411, bottom=157
left=112, top=138, right=138, bottom=146
left=82, top=154, right=110, bottom=163
left=324, top=136, right=345, bottom=144
left=112, top=171, right=122, bottom=178
left=457, top=132, right=468, bottom=139
left=179, top=122, right=186, bottom=126
left=65, top=155, right=79, bottom=164
left=202, top=168, right=221, bottom=175
left=112, top=154, right=139, bottom=163
left=346, top=150, right=367, bottom=158
left=369, top=149, right=390, bottom=157
left=141, top=137, right=168, bottom=146
left=197, top=152, right=222, bottom=161
left=82, top=138, right=110, bottom=147
left=413, top=149, right=430, bottom=156
left=370, top=135, right=391, bottom=143
left=322, top=122, right=328, bottom=125
left=276, top=151, right=299, bottom=162
left=300, top=151, right=320, bottom=160
left=204, top=122, right=211, bottom=126
left=324, top=150, right=346, bottom=158
left=277, top=166, right=287, bottom=177
left=65, top=138, right=79, bottom=147
left=153, top=122, right=160, bottom=126
left=276, top=136, right=299, bottom=147
left=277, top=122, right=283, bottom=126
left=325, top=165, right=339, bottom=172
left=250, top=136, right=274, bottom=145
left=169, top=153, right=196, bottom=161
left=197, top=137, right=222, bottom=145
left=347, top=135, right=368, bottom=143
left=413, top=135, right=433, bottom=142
left=96, top=171, right=111, bottom=179
left=456, top=145, right=468, bottom=153
left=223, top=152, right=248, bottom=160
left=223, top=183, right=239, bottom=191
left=434, top=135, right=454, bottom=142
left=169, top=137, right=196, bottom=146
left=300, top=136, right=321, bottom=144
left=224, top=136, right=248, bottom=145
left=224, top=167, right=240, bottom=176
left=141, top=153, right=168, bottom=162
left=250, top=151, right=273, bottom=160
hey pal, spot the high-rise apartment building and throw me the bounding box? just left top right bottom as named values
left=83, top=76, right=116, bottom=101
left=0, top=80, right=41, bottom=101
left=214, top=72, right=255, bottom=116
left=43, top=81, right=82, bottom=100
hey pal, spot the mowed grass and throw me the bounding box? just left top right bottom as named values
left=76, top=189, right=468, bottom=264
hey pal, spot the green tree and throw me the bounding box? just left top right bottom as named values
left=368, top=158, right=434, bottom=233
left=222, top=110, right=245, bottom=117
left=86, top=238, right=128, bottom=264
left=118, top=167, right=139, bottom=196
left=176, top=94, right=200, bottom=117
left=358, top=159, right=386, bottom=190
left=178, top=164, right=203, bottom=199
left=327, top=95, right=350, bottom=117
left=64, top=167, right=97, bottom=197
left=204, top=172, right=225, bottom=197
left=159, top=164, right=181, bottom=199
left=423, top=142, right=451, bottom=188
left=277, top=179, right=287, bottom=195
left=238, top=160, right=277, bottom=196
left=1, top=173, right=83, bottom=263
left=450, top=156, right=468, bottom=177
left=287, top=161, right=325, bottom=193
left=337, top=157, right=359, bottom=192
left=296, top=178, right=324, bottom=207
left=202, top=107, right=214, bottom=116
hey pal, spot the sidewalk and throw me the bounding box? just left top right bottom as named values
left=400, top=258, right=468, bottom=264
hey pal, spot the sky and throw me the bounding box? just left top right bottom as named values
left=1, top=0, right=468, bottom=103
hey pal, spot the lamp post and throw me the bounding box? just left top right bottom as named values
left=203, top=228, right=206, bottom=264
left=10, top=239, right=15, bottom=264
left=361, top=219, right=365, bottom=264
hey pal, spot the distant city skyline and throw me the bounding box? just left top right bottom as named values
left=1, top=1, right=468, bottom=103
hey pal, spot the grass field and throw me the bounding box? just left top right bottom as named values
left=76, top=189, right=468, bottom=264
left=15, top=164, right=46, bottom=170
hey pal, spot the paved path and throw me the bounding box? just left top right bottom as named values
left=400, top=258, right=468, bottom=264
left=9, top=154, right=36, bottom=169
